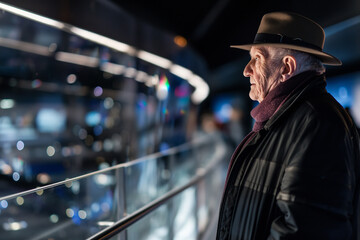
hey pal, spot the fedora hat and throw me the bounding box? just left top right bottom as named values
left=231, top=12, right=342, bottom=66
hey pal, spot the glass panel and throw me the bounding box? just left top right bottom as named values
left=0, top=4, right=224, bottom=240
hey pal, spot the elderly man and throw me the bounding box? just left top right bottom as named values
left=217, top=12, right=360, bottom=240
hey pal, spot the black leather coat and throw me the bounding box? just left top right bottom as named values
left=217, top=74, right=360, bottom=240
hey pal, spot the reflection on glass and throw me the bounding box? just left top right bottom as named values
left=0, top=3, right=224, bottom=240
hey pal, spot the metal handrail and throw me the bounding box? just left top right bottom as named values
left=0, top=137, right=208, bottom=202
left=87, top=141, right=227, bottom=240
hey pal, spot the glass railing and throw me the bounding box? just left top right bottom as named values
left=0, top=133, right=230, bottom=240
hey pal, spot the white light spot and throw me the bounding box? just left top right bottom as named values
left=46, top=146, right=56, bottom=157
left=16, top=197, right=24, bottom=205
left=78, top=210, right=87, bottom=219
left=50, top=214, right=59, bottom=223
left=66, top=208, right=74, bottom=218
left=1, top=200, right=8, bottom=208
left=16, top=141, right=24, bottom=151
left=12, top=172, right=20, bottom=181
left=103, top=97, right=114, bottom=109
left=0, top=99, right=15, bottom=109
left=67, top=74, right=77, bottom=84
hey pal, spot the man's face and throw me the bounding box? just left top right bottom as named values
left=243, top=46, right=282, bottom=102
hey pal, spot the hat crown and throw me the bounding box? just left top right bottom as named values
left=257, top=12, right=325, bottom=50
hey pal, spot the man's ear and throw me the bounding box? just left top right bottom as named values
left=281, top=55, right=297, bottom=82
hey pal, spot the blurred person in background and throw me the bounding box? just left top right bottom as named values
left=217, top=12, right=360, bottom=240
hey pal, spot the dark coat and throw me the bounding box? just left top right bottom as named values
left=217, top=74, right=360, bottom=240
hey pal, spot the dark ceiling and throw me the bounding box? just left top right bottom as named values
left=112, top=0, right=360, bottom=71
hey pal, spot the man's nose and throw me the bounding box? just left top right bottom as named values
left=243, top=61, right=252, bottom=77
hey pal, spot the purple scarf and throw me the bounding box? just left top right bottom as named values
left=251, top=71, right=318, bottom=132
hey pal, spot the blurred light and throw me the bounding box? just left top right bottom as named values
left=16, top=197, right=24, bottom=206
left=31, top=79, right=42, bottom=88
left=86, top=111, right=101, bottom=127
left=36, top=108, right=66, bottom=133
left=0, top=99, right=15, bottom=109
left=1, top=200, right=8, bottom=208
left=66, top=208, right=74, bottom=218
left=69, top=26, right=136, bottom=55
left=0, top=3, right=65, bottom=29
left=156, top=75, right=170, bottom=100
left=135, top=70, right=149, bottom=82
left=169, top=65, right=193, bottom=79
left=12, top=172, right=20, bottom=181
left=137, top=99, right=147, bottom=109
left=175, top=85, right=189, bottom=97
left=0, top=2, right=209, bottom=104
left=73, top=145, right=83, bottom=155
left=99, top=162, right=110, bottom=170
left=65, top=180, right=73, bottom=188
left=78, top=210, right=87, bottom=219
left=94, top=174, right=114, bottom=186
left=0, top=36, right=51, bottom=56
left=92, top=141, right=103, bottom=152
left=101, top=202, right=110, bottom=212
left=48, top=43, right=57, bottom=52
left=339, top=87, right=348, bottom=99
left=16, top=141, right=24, bottom=151
left=104, top=117, right=115, bottom=128
left=145, top=75, right=159, bottom=87
left=124, top=67, right=137, bottom=78
left=94, top=86, right=103, bottom=97
left=37, top=173, right=51, bottom=184
left=91, top=203, right=100, bottom=213
left=67, top=74, right=77, bottom=84
left=61, top=146, right=72, bottom=157
left=325, top=15, right=360, bottom=37
left=36, top=189, right=44, bottom=196
left=46, top=146, right=56, bottom=157
left=103, top=97, right=114, bottom=109
left=12, top=158, right=24, bottom=173
left=71, top=181, right=80, bottom=194
left=3, top=221, right=28, bottom=231
left=103, top=139, right=114, bottom=152
left=1, top=163, right=12, bottom=175
left=55, top=52, right=99, bottom=68
left=78, top=128, right=88, bottom=140
left=174, top=35, right=187, bottom=47
left=160, top=142, right=170, bottom=152
left=137, top=50, right=172, bottom=69
left=189, top=76, right=210, bottom=104
left=94, top=126, right=103, bottom=136
left=50, top=214, right=59, bottom=223
left=100, top=62, right=125, bottom=75
left=98, top=221, right=114, bottom=227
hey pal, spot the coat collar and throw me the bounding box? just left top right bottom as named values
left=263, top=73, right=327, bottom=131
left=251, top=71, right=318, bottom=131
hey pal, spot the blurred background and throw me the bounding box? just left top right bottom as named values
left=0, top=0, right=359, bottom=239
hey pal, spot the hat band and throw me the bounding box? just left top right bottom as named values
left=254, top=33, right=323, bottom=51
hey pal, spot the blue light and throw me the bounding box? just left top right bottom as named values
left=85, top=111, right=101, bottom=127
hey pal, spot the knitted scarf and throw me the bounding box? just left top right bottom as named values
left=250, top=71, right=319, bottom=132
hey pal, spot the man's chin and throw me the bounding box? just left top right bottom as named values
left=249, top=93, right=260, bottom=102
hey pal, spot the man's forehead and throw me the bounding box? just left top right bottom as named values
left=249, top=46, right=267, bottom=56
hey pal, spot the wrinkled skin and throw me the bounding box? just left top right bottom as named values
left=243, top=47, right=283, bottom=103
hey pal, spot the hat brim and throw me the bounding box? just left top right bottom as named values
left=231, top=43, right=342, bottom=66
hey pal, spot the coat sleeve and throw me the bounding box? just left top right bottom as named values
left=268, top=109, right=358, bottom=240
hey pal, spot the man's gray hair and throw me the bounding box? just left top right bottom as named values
left=268, top=47, right=325, bottom=74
